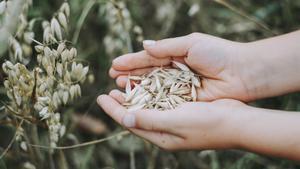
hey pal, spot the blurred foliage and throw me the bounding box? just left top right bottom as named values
left=1, top=0, right=300, bottom=168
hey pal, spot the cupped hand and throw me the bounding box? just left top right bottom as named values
left=110, top=33, right=256, bottom=102
left=97, top=90, right=247, bottom=150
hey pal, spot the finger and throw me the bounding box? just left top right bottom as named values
left=97, top=95, right=127, bottom=124
left=109, top=89, right=125, bottom=104
left=129, top=109, right=177, bottom=134
left=142, top=34, right=197, bottom=58
left=172, top=57, right=186, bottom=63
left=112, top=50, right=171, bottom=71
left=109, top=67, right=158, bottom=79
left=116, top=76, right=128, bottom=88
left=129, top=128, right=184, bottom=150
left=97, top=95, right=175, bottom=133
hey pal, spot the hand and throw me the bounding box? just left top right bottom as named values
left=97, top=90, right=246, bottom=150
left=110, top=32, right=300, bottom=102
left=98, top=91, right=300, bottom=160
left=110, top=33, right=256, bottom=101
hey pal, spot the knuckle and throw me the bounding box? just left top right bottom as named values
left=109, top=89, right=118, bottom=96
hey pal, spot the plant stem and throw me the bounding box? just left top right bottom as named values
left=27, top=131, right=129, bottom=150
left=213, top=0, right=276, bottom=35
left=30, top=125, right=43, bottom=165
left=72, top=0, right=96, bottom=44
left=0, top=119, right=24, bottom=159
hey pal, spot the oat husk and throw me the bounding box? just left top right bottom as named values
left=123, top=61, right=201, bottom=111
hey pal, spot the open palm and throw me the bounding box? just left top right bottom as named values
left=110, top=33, right=253, bottom=102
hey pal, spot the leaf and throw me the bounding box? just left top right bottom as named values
left=0, top=158, right=7, bottom=169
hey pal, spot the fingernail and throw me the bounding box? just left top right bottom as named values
left=122, top=114, right=136, bottom=128
left=143, top=40, right=156, bottom=46
left=112, top=58, right=119, bottom=66
left=97, top=95, right=104, bottom=104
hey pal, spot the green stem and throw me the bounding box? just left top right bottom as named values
left=0, top=119, right=24, bottom=159
left=27, top=131, right=129, bottom=150
left=72, top=0, right=96, bottom=44
left=214, top=0, right=276, bottom=35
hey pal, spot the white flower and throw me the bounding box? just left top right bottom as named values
left=20, top=141, right=28, bottom=151
left=60, top=125, right=66, bottom=137
left=62, top=91, right=69, bottom=105
left=37, top=96, right=50, bottom=103
left=39, top=107, right=50, bottom=120
left=188, top=3, right=200, bottom=17
left=23, top=162, right=36, bottom=169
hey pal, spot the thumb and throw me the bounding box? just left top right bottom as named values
left=143, top=34, right=198, bottom=58
left=97, top=94, right=173, bottom=133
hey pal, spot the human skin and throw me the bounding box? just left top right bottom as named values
left=109, top=31, right=300, bottom=101
left=98, top=31, right=300, bottom=161
left=98, top=92, right=300, bottom=161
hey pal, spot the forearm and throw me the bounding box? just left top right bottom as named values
left=241, top=30, right=300, bottom=100
left=231, top=106, right=300, bottom=161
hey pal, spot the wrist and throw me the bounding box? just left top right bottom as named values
left=235, top=42, right=278, bottom=101
left=224, top=102, right=254, bottom=149
left=238, top=33, right=300, bottom=100
left=210, top=100, right=251, bottom=149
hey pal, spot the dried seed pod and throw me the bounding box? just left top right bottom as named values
left=58, top=12, right=68, bottom=31
left=131, top=91, right=148, bottom=105
left=70, top=85, right=76, bottom=100
left=61, top=49, right=70, bottom=62
left=123, top=63, right=201, bottom=111
left=192, top=76, right=201, bottom=87
left=43, top=26, right=52, bottom=43
left=57, top=43, right=65, bottom=54
left=51, top=18, right=62, bottom=40
left=129, top=76, right=142, bottom=81
left=35, top=45, right=44, bottom=53
left=1, top=1, right=90, bottom=149
left=81, top=66, right=89, bottom=78
left=69, top=47, right=77, bottom=59
left=23, top=32, right=34, bottom=44
left=141, top=78, right=151, bottom=86
left=60, top=2, right=70, bottom=18
left=44, top=46, right=52, bottom=57
left=172, top=61, right=190, bottom=71
left=56, top=63, right=63, bottom=77
left=191, top=85, right=197, bottom=102
left=62, top=91, right=69, bottom=105
left=0, top=1, right=6, bottom=15
left=125, top=78, right=132, bottom=95
left=75, top=84, right=81, bottom=97
left=125, top=86, right=138, bottom=102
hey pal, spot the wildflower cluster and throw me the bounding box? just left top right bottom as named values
left=102, top=0, right=132, bottom=56
left=0, top=0, right=34, bottom=64
left=102, top=0, right=143, bottom=56
left=2, top=2, right=88, bottom=148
